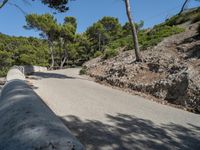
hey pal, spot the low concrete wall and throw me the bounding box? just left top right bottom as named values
left=22, top=65, right=48, bottom=75
left=6, top=68, right=25, bottom=82
left=0, top=68, right=84, bottom=150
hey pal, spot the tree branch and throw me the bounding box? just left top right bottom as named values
left=0, top=0, right=9, bottom=9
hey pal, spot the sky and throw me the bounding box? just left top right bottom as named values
left=0, top=0, right=199, bottom=37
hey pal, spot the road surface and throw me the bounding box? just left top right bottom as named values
left=29, top=68, right=200, bottom=150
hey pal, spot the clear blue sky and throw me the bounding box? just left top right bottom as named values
left=0, top=0, right=199, bottom=37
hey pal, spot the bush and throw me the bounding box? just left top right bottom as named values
left=79, top=66, right=87, bottom=75
left=93, top=51, right=103, bottom=58
left=139, top=25, right=184, bottom=49
left=108, top=36, right=133, bottom=51
left=0, top=69, right=8, bottom=77
left=165, top=8, right=200, bottom=26
left=0, top=33, right=49, bottom=76
left=103, top=48, right=118, bottom=59
left=0, top=50, right=14, bottom=77
left=192, top=14, right=200, bottom=23
left=106, top=25, right=184, bottom=52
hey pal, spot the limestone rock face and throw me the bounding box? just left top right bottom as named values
left=85, top=23, right=200, bottom=112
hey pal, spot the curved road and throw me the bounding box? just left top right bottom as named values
left=29, top=68, right=200, bottom=150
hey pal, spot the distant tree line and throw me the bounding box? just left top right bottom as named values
left=0, top=11, right=187, bottom=76
left=0, top=33, right=49, bottom=76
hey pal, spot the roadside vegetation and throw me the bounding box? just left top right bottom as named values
left=164, top=7, right=200, bottom=26
left=1, top=6, right=200, bottom=76
left=0, top=34, right=49, bottom=76
left=0, top=0, right=200, bottom=112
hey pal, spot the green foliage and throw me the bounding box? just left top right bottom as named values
left=25, top=14, right=60, bottom=41
left=0, top=33, right=49, bottom=77
left=68, top=43, right=79, bottom=61
left=108, top=36, right=133, bottom=50
left=191, top=13, right=200, bottom=23
left=0, top=0, right=69, bottom=12
left=107, top=25, right=184, bottom=51
left=0, top=50, right=13, bottom=67
left=0, top=49, right=13, bottom=77
left=99, top=17, right=122, bottom=39
left=40, top=0, right=69, bottom=12
left=74, top=34, right=91, bottom=61
left=93, top=51, right=103, bottom=58
left=139, top=25, right=185, bottom=49
left=25, top=14, right=78, bottom=68
left=165, top=8, right=200, bottom=26
left=61, top=23, right=76, bottom=41
left=103, top=48, right=118, bottom=59
left=122, top=21, right=144, bottom=36
left=0, top=10, right=192, bottom=76
left=0, top=69, right=8, bottom=77
left=86, top=22, right=107, bottom=50
left=86, top=16, right=122, bottom=52
left=64, top=16, right=77, bottom=29
left=79, top=66, right=87, bottom=75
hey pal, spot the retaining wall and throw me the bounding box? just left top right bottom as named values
left=0, top=67, right=84, bottom=150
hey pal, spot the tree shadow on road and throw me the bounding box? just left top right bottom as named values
left=59, top=114, right=200, bottom=150
left=28, top=72, right=94, bottom=82
left=28, top=72, right=76, bottom=80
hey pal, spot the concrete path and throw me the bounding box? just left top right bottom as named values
left=29, top=68, right=200, bottom=150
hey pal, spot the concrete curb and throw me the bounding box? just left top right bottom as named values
left=6, top=68, right=25, bottom=82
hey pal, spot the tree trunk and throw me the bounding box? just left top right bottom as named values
left=125, top=0, right=142, bottom=62
left=60, top=49, right=67, bottom=69
left=48, top=41, right=55, bottom=70
left=98, top=33, right=101, bottom=51
left=179, top=0, right=189, bottom=15
left=60, top=57, right=66, bottom=69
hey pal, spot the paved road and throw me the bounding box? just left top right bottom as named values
left=29, top=68, right=200, bottom=150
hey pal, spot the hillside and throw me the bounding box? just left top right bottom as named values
left=84, top=16, right=200, bottom=112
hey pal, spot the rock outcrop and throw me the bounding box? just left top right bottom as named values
left=85, top=23, right=200, bottom=112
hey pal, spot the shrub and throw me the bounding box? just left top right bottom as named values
left=192, top=14, right=200, bottom=23
left=103, top=48, right=118, bottom=59
left=108, top=36, right=133, bottom=51
left=139, top=25, right=184, bottom=50
left=93, top=51, right=103, bottom=58
left=0, top=69, right=8, bottom=77
left=79, top=66, right=87, bottom=75
left=165, top=16, right=180, bottom=26
left=0, top=50, right=13, bottom=77
left=106, top=25, right=184, bottom=52
left=165, top=8, right=200, bottom=26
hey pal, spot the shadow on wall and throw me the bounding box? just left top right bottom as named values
left=59, top=114, right=200, bottom=150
